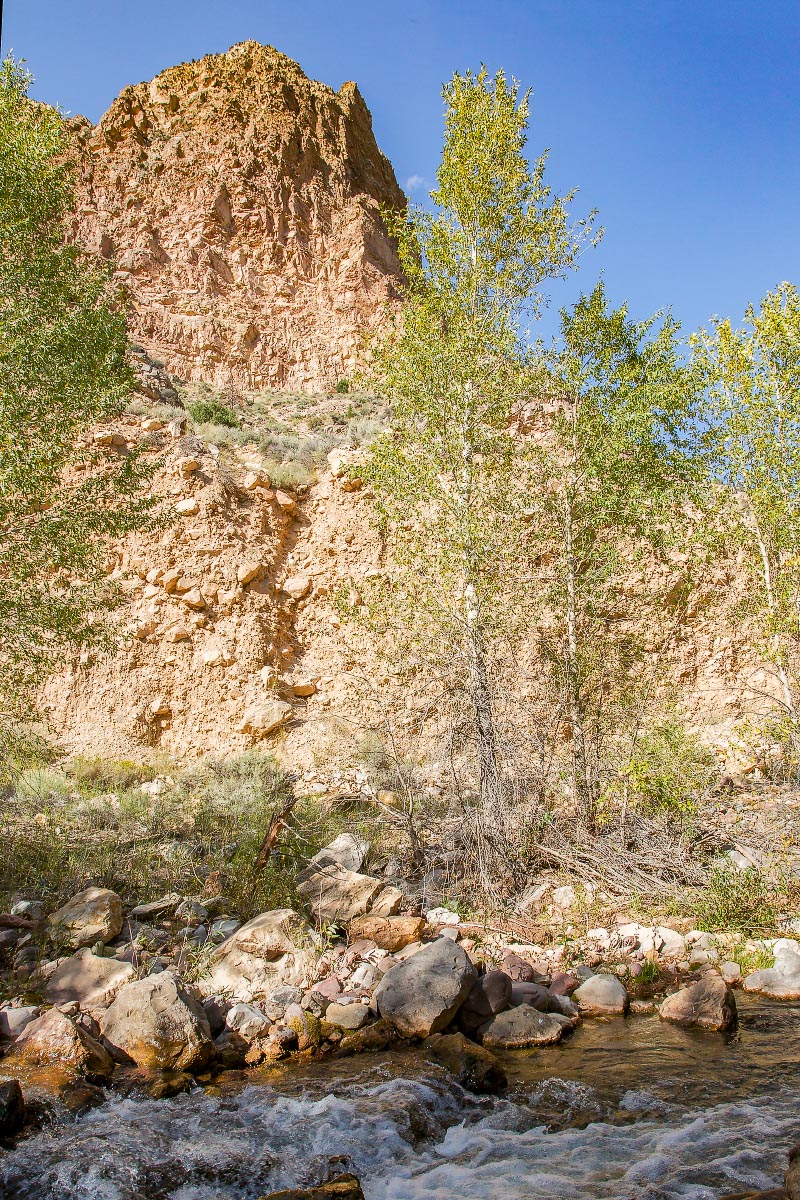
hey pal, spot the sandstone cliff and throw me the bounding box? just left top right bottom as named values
left=67, top=42, right=404, bottom=392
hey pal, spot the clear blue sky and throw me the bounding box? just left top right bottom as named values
left=5, top=0, right=800, bottom=339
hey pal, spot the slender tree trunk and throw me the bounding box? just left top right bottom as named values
left=563, top=492, right=593, bottom=826
left=748, top=500, right=794, bottom=712
left=465, top=582, right=503, bottom=805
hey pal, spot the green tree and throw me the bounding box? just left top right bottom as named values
left=0, top=58, right=153, bottom=722
left=692, top=282, right=800, bottom=718
left=524, top=283, right=696, bottom=826
left=363, top=68, right=599, bottom=825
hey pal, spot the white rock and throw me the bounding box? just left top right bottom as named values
left=552, top=885, right=577, bottom=911
left=0, top=1006, right=39, bottom=1040
left=225, top=1002, right=271, bottom=1042
left=425, top=907, right=461, bottom=927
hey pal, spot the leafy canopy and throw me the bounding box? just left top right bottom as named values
left=0, top=58, right=154, bottom=704
left=692, top=283, right=800, bottom=707
left=365, top=67, right=599, bottom=644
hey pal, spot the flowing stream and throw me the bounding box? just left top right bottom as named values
left=2, top=995, right=799, bottom=1200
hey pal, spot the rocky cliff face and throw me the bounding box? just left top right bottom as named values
left=68, top=42, right=404, bottom=392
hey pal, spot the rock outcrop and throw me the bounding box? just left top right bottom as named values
left=68, top=41, right=404, bottom=392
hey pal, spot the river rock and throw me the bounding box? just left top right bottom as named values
left=295, top=860, right=383, bottom=923
left=325, top=1002, right=370, bottom=1030
left=225, top=1002, right=271, bottom=1041
left=370, top=887, right=404, bottom=917
left=573, top=974, right=629, bottom=1015
left=501, top=953, right=542, bottom=982
left=478, top=1006, right=566, bottom=1049
left=44, top=948, right=135, bottom=1017
left=0, top=1080, right=25, bottom=1137
left=424, top=1031, right=507, bottom=1093
left=257, top=1176, right=364, bottom=1200
left=744, top=945, right=800, bottom=999
left=101, top=972, right=213, bottom=1070
left=347, top=915, right=425, bottom=952
left=374, top=939, right=477, bottom=1037
left=47, top=887, right=123, bottom=948
left=11, top=1008, right=114, bottom=1080
left=0, top=1005, right=39, bottom=1040
left=200, top=909, right=314, bottom=1002
left=510, top=982, right=556, bottom=1012
left=458, top=970, right=513, bottom=1032
left=264, top=985, right=305, bottom=1020
left=720, top=960, right=742, bottom=984
left=659, top=975, right=737, bottom=1031
left=549, top=993, right=580, bottom=1023
left=786, top=1143, right=800, bottom=1199
left=129, top=893, right=182, bottom=919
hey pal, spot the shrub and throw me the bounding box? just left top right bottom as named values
left=68, top=755, right=160, bottom=792
left=627, top=718, right=717, bottom=814
left=334, top=378, right=350, bottom=394
left=187, top=398, right=240, bottom=428
left=0, top=752, right=379, bottom=921
left=691, top=863, right=778, bottom=934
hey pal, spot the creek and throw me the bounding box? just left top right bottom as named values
left=2, top=995, right=799, bottom=1200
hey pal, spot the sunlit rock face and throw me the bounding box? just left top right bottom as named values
left=68, top=41, right=404, bottom=392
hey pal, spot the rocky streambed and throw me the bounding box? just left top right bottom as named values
left=6, top=834, right=800, bottom=1197
left=3, top=995, right=800, bottom=1199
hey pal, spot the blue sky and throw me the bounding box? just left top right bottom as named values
left=6, top=0, right=800, bottom=340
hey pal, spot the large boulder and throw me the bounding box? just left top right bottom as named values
left=347, top=915, right=425, bottom=952
left=101, top=972, right=213, bottom=1070
left=458, top=970, right=513, bottom=1032
left=374, top=939, right=477, bottom=1038
left=44, top=949, right=135, bottom=1018
left=295, top=860, right=383, bottom=924
left=199, top=909, right=314, bottom=1002
left=744, top=944, right=800, bottom=999
left=10, top=1008, right=114, bottom=1080
left=659, top=975, right=737, bottom=1031
left=478, top=1006, right=566, bottom=1049
left=424, top=1031, right=507, bottom=1093
left=47, top=887, right=122, bottom=948
left=573, top=974, right=629, bottom=1016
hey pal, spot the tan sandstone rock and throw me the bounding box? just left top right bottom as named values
left=101, top=972, right=213, bottom=1070
left=199, top=909, right=314, bottom=1002
left=347, top=915, right=425, bottom=953
left=11, top=1008, right=114, bottom=1080
left=44, top=949, right=135, bottom=1018
left=68, top=42, right=403, bottom=394
left=47, top=887, right=123, bottom=949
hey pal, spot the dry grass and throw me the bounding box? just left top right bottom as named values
left=1, top=752, right=368, bottom=921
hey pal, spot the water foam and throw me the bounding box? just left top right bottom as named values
left=2, top=1068, right=799, bottom=1200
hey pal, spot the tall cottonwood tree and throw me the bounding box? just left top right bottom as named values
left=693, top=283, right=800, bottom=720
left=523, top=284, right=695, bottom=826
left=364, top=68, right=599, bottom=815
left=0, top=59, right=153, bottom=722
